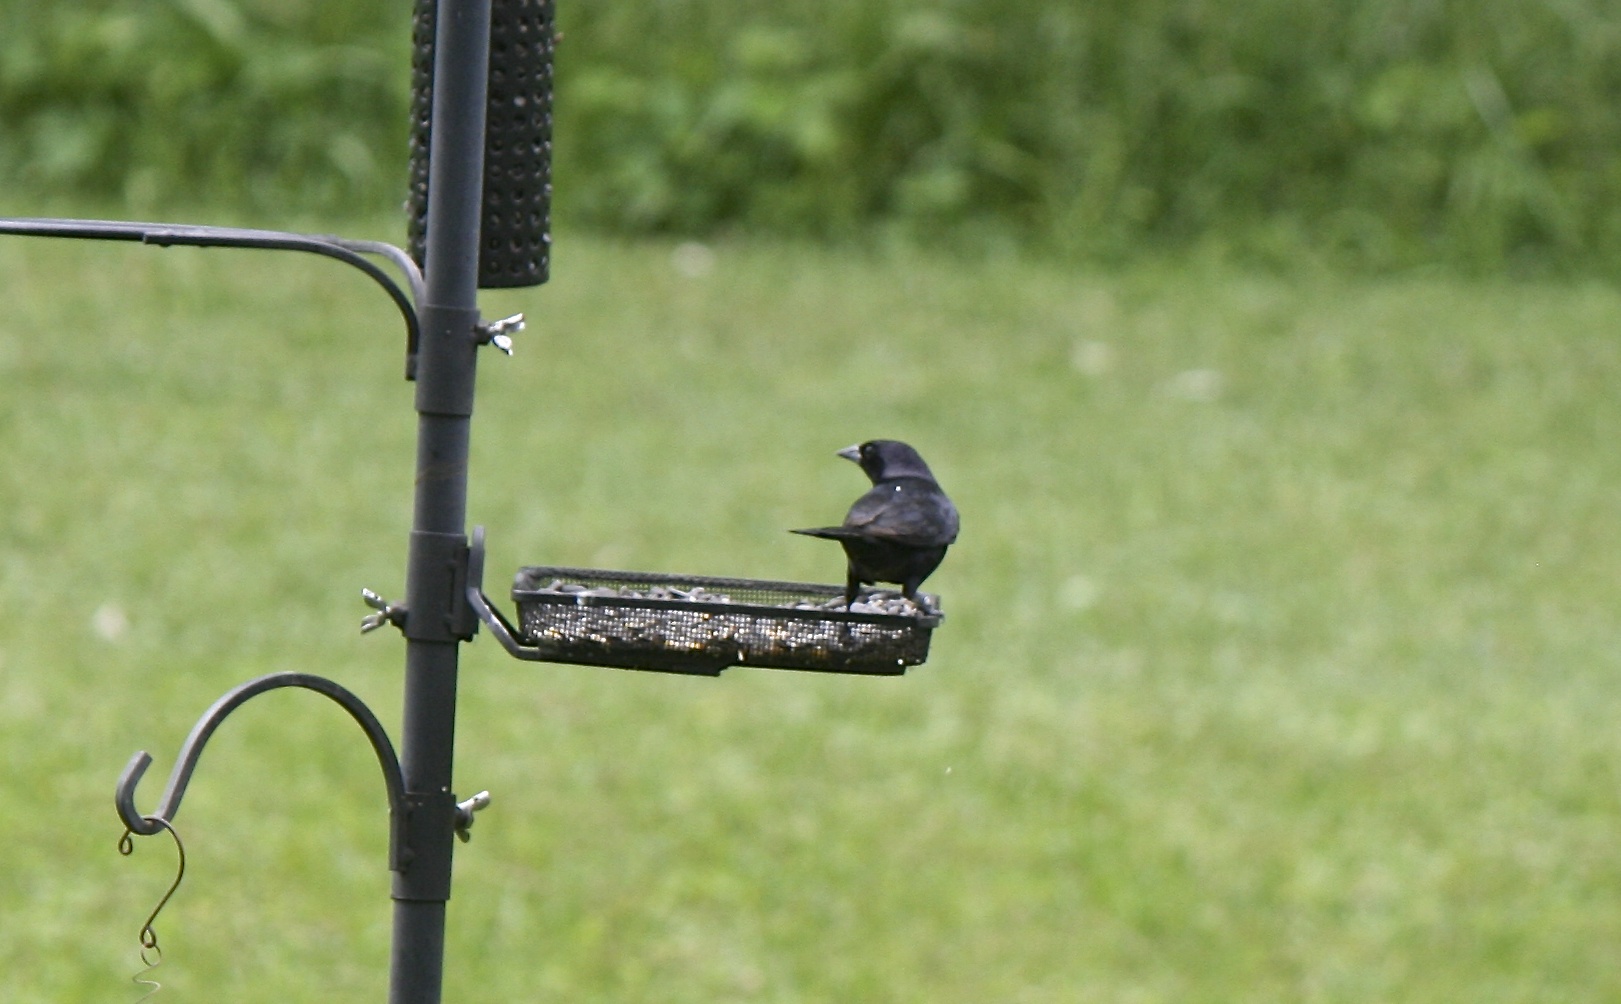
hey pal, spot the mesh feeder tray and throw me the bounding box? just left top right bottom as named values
left=503, top=566, right=942, bottom=676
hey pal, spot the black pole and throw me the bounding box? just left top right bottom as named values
left=391, top=0, right=492, bottom=1001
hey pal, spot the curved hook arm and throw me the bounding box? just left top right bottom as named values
left=0, top=218, right=422, bottom=377
left=115, top=672, right=406, bottom=843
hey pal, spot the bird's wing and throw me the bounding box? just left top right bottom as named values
left=843, top=478, right=959, bottom=546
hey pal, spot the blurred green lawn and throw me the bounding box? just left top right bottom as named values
left=4, top=227, right=1621, bottom=1001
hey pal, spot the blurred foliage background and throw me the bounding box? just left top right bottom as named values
left=3, top=0, right=1620, bottom=273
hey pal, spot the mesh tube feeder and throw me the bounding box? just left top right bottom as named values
left=409, top=0, right=555, bottom=288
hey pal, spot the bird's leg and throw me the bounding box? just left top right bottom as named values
left=901, top=581, right=933, bottom=615
left=844, top=569, right=861, bottom=609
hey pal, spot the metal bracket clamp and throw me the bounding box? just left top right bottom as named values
left=462, top=525, right=554, bottom=664
left=391, top=789, right=458, bottom=902
left=454, top=791, right=491, bottom=843
left=361, top=588, right=409, bottom=634
left=474, top=313, right=524, bottom=356
left=404, top=531, right=479, bottom=643
left=413, top=304, right=482, bottom=418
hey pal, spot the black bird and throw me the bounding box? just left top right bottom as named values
left=791, top=440, right=959, bottom=608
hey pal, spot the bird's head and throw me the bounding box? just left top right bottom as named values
left=838, top=439, right=938, bottom=484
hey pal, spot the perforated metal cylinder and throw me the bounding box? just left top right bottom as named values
left=409, top=0, right=555, bottom=288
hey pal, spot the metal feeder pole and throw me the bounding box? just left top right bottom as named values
left=6, top=2, right=558, bottom=998
left=393, top=0, right=492, bottom=999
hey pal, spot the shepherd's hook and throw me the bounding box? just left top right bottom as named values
left=114, top=672, right=409, bottom=869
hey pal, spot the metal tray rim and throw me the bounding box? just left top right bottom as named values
left=511, top=565, right=943, bottom=628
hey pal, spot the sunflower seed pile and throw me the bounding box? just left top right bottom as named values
left=787, top=590, right=931, bottom=617
left=523, top=580, right=932, bottom=618
left=528, top=579, right=735, bottom=603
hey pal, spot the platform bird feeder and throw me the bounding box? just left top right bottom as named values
left=466, top=529, right=941, bottom=676
left=0, top=1, right=944, bottom=1001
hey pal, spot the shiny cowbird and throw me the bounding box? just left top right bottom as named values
left=791, top=440, right=959, bottom=608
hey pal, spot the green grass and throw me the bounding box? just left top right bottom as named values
left=4, top=227, right=1621, bottom=1001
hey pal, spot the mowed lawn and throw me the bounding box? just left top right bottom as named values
left=3, top=226, right=1621, bottom=1002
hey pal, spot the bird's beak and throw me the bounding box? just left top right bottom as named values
left=836, top=444, right=862, bottom=463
